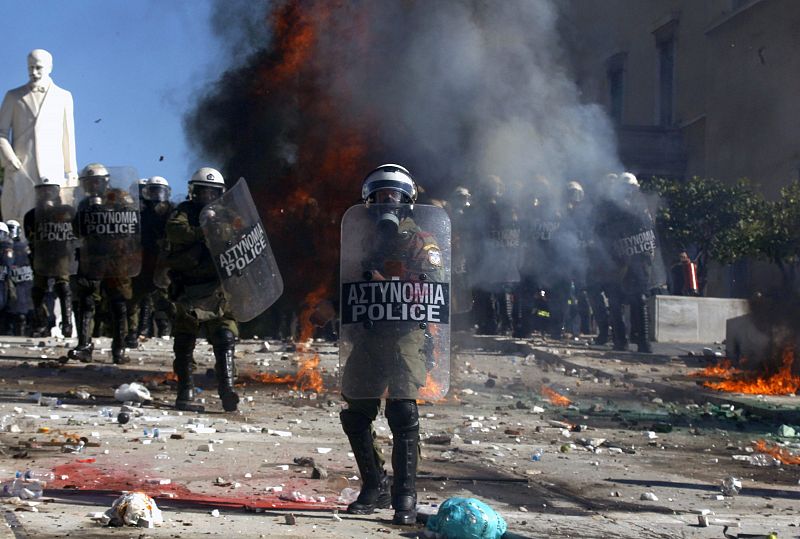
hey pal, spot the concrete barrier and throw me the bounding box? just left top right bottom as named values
left=648, top=295, right=749, bottom=343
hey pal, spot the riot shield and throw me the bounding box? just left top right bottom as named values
left=339, top=204, right=451, bottom=401
left=32, top=197, right=78, bottom=277
left=200, top=178, right=283, bottom=322
left=8, top=239, right=34, bottom=314
left=76, top=166, right=142, bottom=279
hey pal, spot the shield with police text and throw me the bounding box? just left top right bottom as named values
left=76, top=166, right=142, bottom=279
left=33, top=196, right=78, bottom=277
left=200, top=178, right=283, bottom=322
left=339, top=204, right=451, bottom=401
left=7, top=239, right=34, bottom=315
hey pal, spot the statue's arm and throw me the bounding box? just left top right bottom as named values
left=62, top=91, right=77, bottom=181
left=0, top=92, right=21, bottom=171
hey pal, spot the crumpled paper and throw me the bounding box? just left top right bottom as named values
left=101, top=492, right=163, bottom=528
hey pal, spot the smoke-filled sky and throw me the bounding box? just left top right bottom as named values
left=189, top=0, right=622, bottom=200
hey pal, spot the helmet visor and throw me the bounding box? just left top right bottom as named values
left=81, top=177, right=107, bottom=197
left=373, top=188, right=404, bottom=205
left=193, top=184, right=223, bottom=205
left=143, top=184, right=170, bottom=202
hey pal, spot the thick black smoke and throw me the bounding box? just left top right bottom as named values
left=184, top=0, right=627, bottom=334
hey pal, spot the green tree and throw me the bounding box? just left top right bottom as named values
left=755, top=181, right=800, bottom=288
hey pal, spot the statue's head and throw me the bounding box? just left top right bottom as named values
left=27, top=49, right=53, bottom=84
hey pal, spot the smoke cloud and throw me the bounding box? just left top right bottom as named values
left=185, top=0, right=625, bottom=331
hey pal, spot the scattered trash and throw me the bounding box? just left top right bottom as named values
left=530, top=449, right=543, bottom=461
left=748, top=453, right=781, bottom=467
left=721, top=476, right=742, bottom=496
left=338, top=487, right=359, bottom=504
left=210, top=509, right=220, bottom=517
left=284, top=513, right=297, bottom=525
left=426, top=497, right=508, bottom=539
left=114, top=383, right=152, bottom=403
left=316, top=447, right=332, bottom=454
left=640, top=492, right=658, bottom=501
left=0, top=497, right=39, bottom=511
left=777, top=425, right=796, bottom=438
left=102, top=492, right=163, bottom=528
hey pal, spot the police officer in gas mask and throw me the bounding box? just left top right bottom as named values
left=165, top=167, right=239, bottom=412
left=339, top=164, right=447, bottom=525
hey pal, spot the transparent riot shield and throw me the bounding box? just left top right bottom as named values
left=8, top=239, right=34, bottom=315
left=76, top=166, right=142, bottom=279
left=32, top=193, right=78, bottom=278
left=339, top=204, right=451, bottom=400
left=200, top=178, right=283, bottom=322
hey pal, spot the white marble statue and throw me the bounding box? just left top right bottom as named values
left=0, top=49, right=78, bottom=223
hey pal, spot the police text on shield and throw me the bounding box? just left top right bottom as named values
left=342, top=281, right=450, bottom=324
left=218, top=223, right=268, bottom=278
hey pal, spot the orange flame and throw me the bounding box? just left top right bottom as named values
left=697, top=348, right=800, bottom=395
left=418, top=372, right=444, bottom=402
left=245, top=353, right=323, bottom=393
left=541, top=386, right=571, bottom=406
left=142, top=372, right=178, bottom=385
left=753, top=440, right=800, bottom=465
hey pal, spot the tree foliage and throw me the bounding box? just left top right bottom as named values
left=755, top=181, right=800, bottom=286
left=641, top=176, right=766, bottom=265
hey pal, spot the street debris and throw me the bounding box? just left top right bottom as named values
left=640, top=492, right=658, bottom=501
left=721, top=476, right=743, bottom=496
left=426, top=497, right=507, bottom=539
left=101, top=492, right=163, bottom=528
left=114, top=383, right=152, bottom=403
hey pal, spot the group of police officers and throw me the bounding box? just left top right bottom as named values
left=447, top=171, right=658, bottom=353
left=7, top=162, right=659, bottom=525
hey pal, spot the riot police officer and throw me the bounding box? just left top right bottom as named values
left=68, top=163, right=138, bottom=364
left=0, top=223, right=14, bottom=328
left=4, top=219, right=33, bottom=335
left=24, top=177, right=76, bottom=338
left=131, top=175, right=175, bottom=340
left=605, top=173, right=656, bottom=353
left=339, top=165, right=446, bottom=525
left=165, top=167, right=239, bottom=412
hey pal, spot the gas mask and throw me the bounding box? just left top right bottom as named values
left=368, top=189, right=408, bottom=238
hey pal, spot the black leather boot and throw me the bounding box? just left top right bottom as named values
left=137, top=298, right=153, bottom=339
left=213, top=329, right=239, bottom=412
left=632, top=294, right=653, bottom=353
left=55, top=282, right=73, bottom=338
left=68, top=301, right=94, bottom=362
left=111, top=300, right=130, bottom=364
left=340, top=409, right=391, bottom=514
left=386, top=400, right=419, bottom=525
left=173, top=333, right=203, bottom=411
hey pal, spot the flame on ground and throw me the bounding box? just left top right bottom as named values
left=695, top=348, right=800, bottom=395
left=142, top=372, right=178, bottom=385
left=541, top=386, right=571, bottom=407
left=245, top=353, right=323, bottom=393
left=417, top=372, right=445, bottom=402
left=753, top=440, right=800, bottom=465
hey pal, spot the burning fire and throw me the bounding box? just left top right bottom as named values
left=695, top=348, right=800, bottom=395
left=246, top=353, right=323, bottom=393
left=753, top=440, right=800, bottom=465
left=418, top=372, right=444, bottom=402
left=541, top=386, right=571, bottom=406
left=142, top=372, right=178, bottom=385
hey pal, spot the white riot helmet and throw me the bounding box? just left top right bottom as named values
left=143, top=175, right=171, bottom=202
left=79, top=163, right=109, bottom=197
left=361, top=164, right=417, bottom=206
left=189, top=167, right=225, bottom=205
left=0, top=222, right=9, bottom=241
left=36, top=177, right=63, bottom=206
left=566, top=180, right=585, bottom=204
left=620, top=172, right=639, bottom=189
left=6, top=220, right=20, bottom=240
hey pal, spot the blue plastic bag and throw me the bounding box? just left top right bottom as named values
left=426, top=497, right=508, bottom=539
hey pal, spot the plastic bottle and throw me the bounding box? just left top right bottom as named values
left=23, top=470, right=54, bottom=482
left=531, top=448, right=543, bottom=462
left=338, top=487, right=359, bottom=504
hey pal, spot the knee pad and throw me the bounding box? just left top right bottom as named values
left=212, top=328, right=236, bottom=350
left=340, top=408, right=375, bottom=436
left=385, top=399, right=419, bottom=434
left=173, top=333, right=196, bottom=354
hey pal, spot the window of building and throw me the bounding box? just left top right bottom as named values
left=657, top=37, right=675, bottom=126
left=653, top=18, right=678, bottom=127
left=606, top=52, right=627, bottom=125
